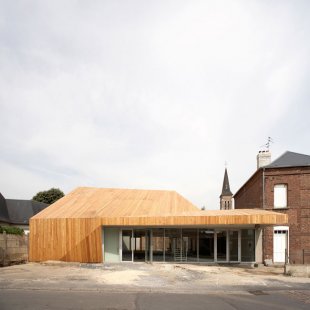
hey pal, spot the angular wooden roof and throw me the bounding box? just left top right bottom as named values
left=32, top=187, right=199, bottom=219
left=32, top=187, right=288, bottom=226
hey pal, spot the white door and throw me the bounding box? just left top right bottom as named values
left=273, top=228, right=288, bottom=263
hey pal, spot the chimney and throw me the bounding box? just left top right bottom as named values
left=257, top=150, right=271, bottom=169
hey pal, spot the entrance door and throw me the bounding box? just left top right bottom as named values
left=199, top=230, right=214, bottom=262
left=273, top=227, right=288, bottom=263
left=133, top=230, right=151, bottom=262
left=164, top=229, right=182, bottom=262
left=104, top=228, right=120, bottom=262
left=216, top=230, right=227, bottom=262
left=121, top=229, right=151, bottom=262
left=122, top=230, right=133, bottom=261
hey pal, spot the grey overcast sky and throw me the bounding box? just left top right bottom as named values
left=0, top=1, right=309, bottom=209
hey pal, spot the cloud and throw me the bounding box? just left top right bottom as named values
left=0, top=0, right=309, bottom=208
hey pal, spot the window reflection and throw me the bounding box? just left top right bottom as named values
left=199, top=230, right=214, bottom=261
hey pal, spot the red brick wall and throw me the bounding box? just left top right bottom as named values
left=234, top=170, right=263, bottom=209
left=235, top=166, right=310, bottom=264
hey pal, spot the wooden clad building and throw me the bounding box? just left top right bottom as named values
left=29, top=187, right=288, bottom=263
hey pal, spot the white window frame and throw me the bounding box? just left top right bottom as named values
left=274, top=184, right=287, bottom=209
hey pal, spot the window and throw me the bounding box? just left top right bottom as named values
left=199, top=230, right=214, bottom=261
left=152, top=229, right=164, bottom=261
left=241, top=229, right=255, bottom=262
left=217, top=230, right=227, bottom=261
left=274, top=184, right=287, bottom=208
left=182, top=229, right=198, bottom=262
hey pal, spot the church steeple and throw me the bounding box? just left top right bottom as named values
left=221, top=168, right=233, bottom=197
left=220, top=168, right=233, bottom=210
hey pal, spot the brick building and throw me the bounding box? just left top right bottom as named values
left=234, top=151, right=310, bottom=264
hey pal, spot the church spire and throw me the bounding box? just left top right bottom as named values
left=220, top=168, right=233, bottom=210
left=221, top=168, right=233, bottom=197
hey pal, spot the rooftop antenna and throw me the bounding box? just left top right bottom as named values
left=260, top=137, right=273, bottom=151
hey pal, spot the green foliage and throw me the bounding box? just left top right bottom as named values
left=0, top=226, right=24, bottom=235
left=32, top=188, right=64, bottom=205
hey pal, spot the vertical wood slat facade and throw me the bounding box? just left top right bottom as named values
left=29, top=218, right=102, bottom=263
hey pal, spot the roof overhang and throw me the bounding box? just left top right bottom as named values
left=98, top=209, right=288, bottom=227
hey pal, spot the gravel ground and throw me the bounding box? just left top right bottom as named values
left=0, top=262, right=310, bottom=294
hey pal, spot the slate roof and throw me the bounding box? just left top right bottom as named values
left=0, top=194, right=48, bottom=225
left=0, top=193, right=9, bottom=223
left=234, top=151, right=310, bottom=198
left=220, top=168, right=233, bottom=197
left=265, top=151, right=310, bottom=168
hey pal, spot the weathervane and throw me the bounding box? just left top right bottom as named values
left=260, top=137, right=274, bottom=151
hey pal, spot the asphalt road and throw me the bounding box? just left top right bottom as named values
left=0, top=289, right=309, bottom=310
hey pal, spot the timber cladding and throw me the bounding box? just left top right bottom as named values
left=29, top=187, right=288, bottom=263
left=29, top=218, right=102, bottom=263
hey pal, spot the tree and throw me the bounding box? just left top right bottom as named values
left=32, top=188, right=64, bottom=205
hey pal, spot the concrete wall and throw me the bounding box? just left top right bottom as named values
left=285, top=264, right=310, bottom=277
left=0, top=232, right=28, bottom=266
left=255, top=228, right=263, bottom=263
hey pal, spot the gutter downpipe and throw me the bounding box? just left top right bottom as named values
left=262, top=167, right=265, bottom=209
left=262, top=167, right=265, bottom=264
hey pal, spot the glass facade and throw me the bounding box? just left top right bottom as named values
left=199, top=230, right=214, bottom=262
left=152, top=229, right=164, bottom=261
left=216, top=231, right=227, bottom=261
left=229, top=231, right=239, bottom=261
left=182, top=229, right=198, bottom=262
left=133, top=230, right=150, bottom=262
left=122, top=230, right=132, bottom=261
left=164, top=229, right=182, bottom=262
left=120, top=228, right=255, bottom=263
left=241, top=229, right=255, bottom=262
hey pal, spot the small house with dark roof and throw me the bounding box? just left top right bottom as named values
left=0, top=193, right=48, bottom=234
left=234, top=151, right=310, bottom=264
